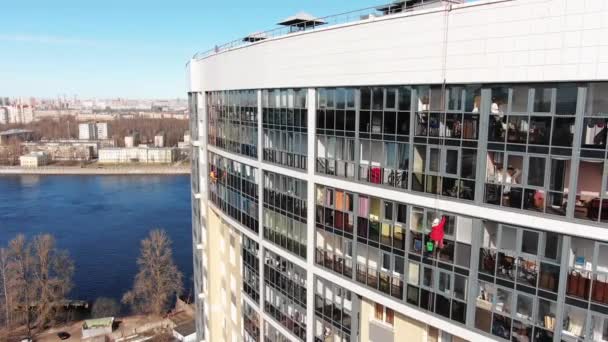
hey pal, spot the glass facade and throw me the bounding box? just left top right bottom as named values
left=264, top=321, right=291, bottom=342
left=316, top=88, right=357, bottom=179
left=315, top=185, right=470, bottom=325
left=476, top=222, right=562, bottom=341
left=262, top=89, right=308, bottom=170
left=243, top=301, right=260, bottom=342
left=313, top=82, right=608, bottom=225
left=313, top=182, right=608, bottom=341
left=207, top=90, right=258, bottom=158
left=484, top=84, right=577, bottom=215
left=189, top=92, right=199, bottom=140
left=242, top=235, right=260, bottom=303
left=208, top=152, right=259, bottom=233
left=199, top=82, right=608, bottom=342
left=412, top=85, right=479, bottom=200
left=264, top=249, right=307, bottom=341
left=263, top=171, right=308, bottom=258
left=314, top=276, right=354, bottom=342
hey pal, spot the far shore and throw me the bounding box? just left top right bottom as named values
left=0, top=164, right=190, bottom=175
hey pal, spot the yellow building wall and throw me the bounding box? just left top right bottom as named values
left=360, top=297, right=427, bottom=342
left=206, top=208, right=243, bottom=342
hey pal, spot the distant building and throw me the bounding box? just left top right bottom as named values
left=124, top=132, right=140, bottom=148
left=178, top=131, right=191, bottom=149
left=19, top=151, right=49, bottom=168
left=78, top=123, right=96, bottom=140
left=98, top=146, right=176, bottom=164
left=22, top=141, right=95, bottom=161
left=96, top=122, right=109, bottom=139
left=0, top=129, right=33, bottom=145
left=154, top=132, right=166, bottom=147
left=78, top=122, right=110, bottom=140
left=0, top=105, right=34, bottom=125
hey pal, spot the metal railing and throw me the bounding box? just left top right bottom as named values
left=193, top=0, right=460, bottom=61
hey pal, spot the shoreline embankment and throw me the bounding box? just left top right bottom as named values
left=0, top=166, right=190, bottom=175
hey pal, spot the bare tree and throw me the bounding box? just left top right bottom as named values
left=30, top=234, right=74, bottom=328
left=3, top=234, right=74, bottom=333
left=122, top=229, right=183, bottom=315
left=0, top=248, right=10, bottom=328
left=7, top=234, right=34, bottom=335
left=91, top=297, right=120, bottom=318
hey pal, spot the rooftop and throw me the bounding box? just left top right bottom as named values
left=173, top=320, right=196, bottom=337
left=0, top=129, right=33, bottom=136
left=193, top=0, right=463, bottom=60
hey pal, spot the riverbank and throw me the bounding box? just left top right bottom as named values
left=0, top=165, right=190, bottom=175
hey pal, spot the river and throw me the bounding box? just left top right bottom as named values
left=0, top=175, right=193, bottom=303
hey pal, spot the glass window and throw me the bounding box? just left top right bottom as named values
left=533, top=87, right=552, bottom=112
left=384, top=112, right=396, bottom=134
left=551, top=117, right=575, bottom=146
left=454, top=274, right=467, bottom=300
left=537, top=299, right=557, bottom=331
left=556, top=84, right=577, bottom=115
left=500, top=226, right=517, bottom=251
left=399, top=87, right=411, bottom=111
left=563, top=305, right=586, bottom=338
left=361, top=88, right=371, bottom=110
left=586, top=83, right=608, bottom=116
left=516, top=294, right=533, bottom=322
left=455, top=242, right=471, bottom=268
left=461, top=149, right=476, bottom=179
left=512, top=86, right=529, bottom=113
left=491, top=87, right=509, bottom=114
left=397, top=204, right=407, bottom=224
left=430, top=87, right=444, bottom=111
left=372, top=87, right=383, bottom=110
left=386, top=88, right=397, bottom=109
left=445, top=149, right=458, bottom=175
left=496, top=288, right=512, bottom=315
left=591, top=315, right=608, bottom=341
left=429, top=147, right=440, bottom=173
left=527, top=157, right=545, bottom=187
left=521, top=231, right=539, bottom=255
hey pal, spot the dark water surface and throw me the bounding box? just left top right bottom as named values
left=0, top=175, right=192, bottom=302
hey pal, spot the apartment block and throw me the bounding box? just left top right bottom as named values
left=188, top=1, right=608, bottom=341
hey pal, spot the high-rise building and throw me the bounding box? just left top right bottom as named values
left=79, top=123, right=97, bottom=140
left=188, top=1, right=608, bottom=341
left=154, top=132, right=166, bottom=148
left=96, top=122, right=109, bottom=140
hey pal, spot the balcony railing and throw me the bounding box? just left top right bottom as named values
left=193, top=0, right=459, bottom=60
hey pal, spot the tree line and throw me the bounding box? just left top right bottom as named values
left=0, top=115, right=188, bottom=147
left=0, top=229, right=183, bottom=339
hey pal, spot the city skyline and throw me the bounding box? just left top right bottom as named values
left=1, top=0, right=386, bottom=99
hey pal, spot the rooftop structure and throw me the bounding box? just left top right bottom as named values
left=188, top=1, right=608, bottom=342
left=193, top=0, right=461, bottom=60
left=277, top=12, right=326, bottom=28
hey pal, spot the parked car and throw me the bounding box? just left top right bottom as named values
left=57, top=331, right=71, bottom=340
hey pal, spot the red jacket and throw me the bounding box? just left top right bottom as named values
left=429, top=216, right=446, bottom=248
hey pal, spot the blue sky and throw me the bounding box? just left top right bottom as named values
left=0, top=0, right=391, bottom=99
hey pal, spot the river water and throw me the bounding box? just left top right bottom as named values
left=0, top=175, right=193, bottom=302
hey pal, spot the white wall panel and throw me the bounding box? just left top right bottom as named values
left=190, top=0, right=608, bottom=91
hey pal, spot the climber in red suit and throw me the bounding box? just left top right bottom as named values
left=429, top=216, right=446, bottom=249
